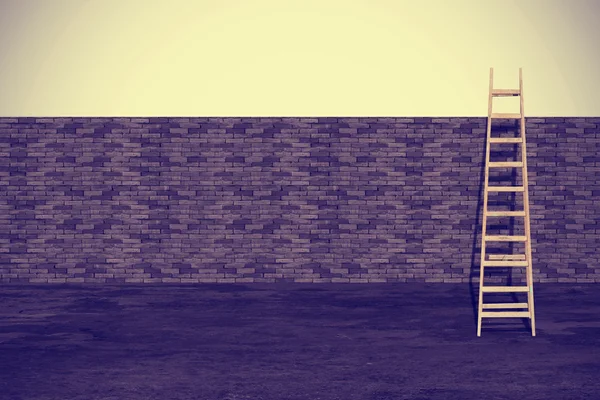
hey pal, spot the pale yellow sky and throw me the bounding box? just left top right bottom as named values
left=0, top=0, right=598, bottom=116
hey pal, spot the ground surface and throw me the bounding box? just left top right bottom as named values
left=0, top=283, right=599, bottom=400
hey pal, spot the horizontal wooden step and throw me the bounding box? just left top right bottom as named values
left=484, top=235, right=527, bottom=242
left=487, top=186, right=525, bottom=192
left=491, top=113, right=522, bottom=119
left=482, top=302, right=529, bottom=309
left=492, top=89, right=520, bottom=97
left=489, top=137, right=523, bottom=143
left=486, top=210, right=526, bottom=217
left=489, top=161, right=524, bottom=168
left=481, top=311, right=530, bottom=318
left=481, top=286, right=530, bottom=293
left=488, top=254, right=526, bottom=260
left=482, top=260, right=529, bottom=267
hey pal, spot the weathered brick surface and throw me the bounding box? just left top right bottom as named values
left=0, top=117, right=598, bottom=284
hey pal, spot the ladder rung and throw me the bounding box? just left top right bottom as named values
left=482, top=302, right=529, bottom=309
left=488, top=254, right=526, bottom=260
left=492, top=89, right=520, bottom=97
left=491, top=113, right=522, bottom=119
left=487, top=186, right=524, bottom=192
left=486, top=211, right=526, bottom=217
left=481, top=311, right=530, bottom=318
left=488, top=162, right=523, bottom=168
left=489, top=137, right=523, bottom=143
left=481, top=286, right=530, bottom=293
left=484, top=235, right=527, bottom=242
left=482, top=260, right=529, bottom=267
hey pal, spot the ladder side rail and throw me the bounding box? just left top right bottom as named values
left=519, top=67, right=536, bottom=336
left=477, top=67, right=494, bottom=337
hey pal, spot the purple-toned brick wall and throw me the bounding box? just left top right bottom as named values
left=0, top=117, right=598, bottom=284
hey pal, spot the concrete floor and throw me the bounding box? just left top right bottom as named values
left=1, top=283, right=599, bottom=400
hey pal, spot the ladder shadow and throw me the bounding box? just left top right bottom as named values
left=468, top=120, right=531, bottom=334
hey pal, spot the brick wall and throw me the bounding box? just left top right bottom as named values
left=1, top=117, right=598, bottom=284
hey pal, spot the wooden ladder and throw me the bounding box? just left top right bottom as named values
left=477, top=67, right=536, bottom=337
